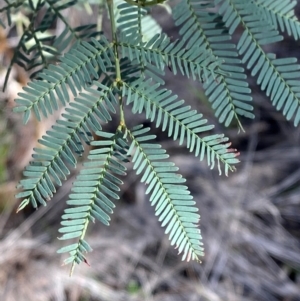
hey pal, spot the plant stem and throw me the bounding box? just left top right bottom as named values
left=107, top=0, right=121, bottom=82
left=107, top=0, right=125, bottom=127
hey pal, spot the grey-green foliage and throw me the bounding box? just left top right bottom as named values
left=2, top=0, right=299, bottom=274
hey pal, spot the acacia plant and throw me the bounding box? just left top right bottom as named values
left=2, top=0, right=300, bottom=275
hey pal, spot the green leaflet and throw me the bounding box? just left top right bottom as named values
left=15, top=82, right=117, bottom=211
left=13, top=37, right=114, bottom=123
left=253, top=0, right=300, bottom=40
left=173, top=0, right=254, bottom=129
left=122, top=78, right=239, bottom=175
left=216, top=0, right=300, bottom=126
left=118, top=32, right=226, bottom=84
left=57, top=130, right=128, bottom=275
left=127, top=125, right=204, bottom=261
left=115, top=0, right=162, bottom=41
left=116, top=0, right=168, bottom=82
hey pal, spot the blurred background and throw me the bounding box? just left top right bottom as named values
left=0, top=1, right=300, bottom=301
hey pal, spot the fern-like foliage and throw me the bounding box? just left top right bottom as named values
left=57, top=129, right=129, bottom=274
left=173, top=0, right=254, bottom=129
left=216, top=0, right=300, bottom=126
left=116, top=0, right=162, bottom=40
left=14, top=37, right=114, bottom=123
left=126, top=125, right=204, bottom=261
left=254, top=0, right=300, bottom=40
left=119, top=32, right=226, bottom=83
left=3, top=0, right=300, bottom=274
left=122, top=78, right=239, bottom=175
left=16, top=81, right=118, bottom=211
